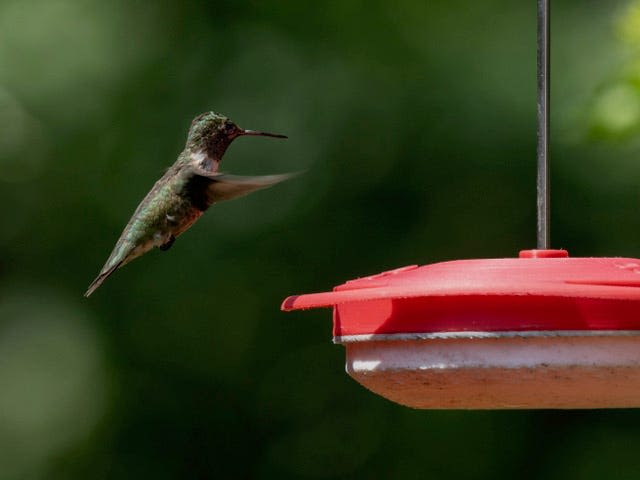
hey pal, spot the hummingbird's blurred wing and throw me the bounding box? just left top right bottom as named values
left=183, top=168, right=297, bottom=209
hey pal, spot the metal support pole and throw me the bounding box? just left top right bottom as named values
left=537, top=0, right=550, bottom=249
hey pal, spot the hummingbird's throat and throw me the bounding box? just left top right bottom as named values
left=190, top=150, right=220, bottom=172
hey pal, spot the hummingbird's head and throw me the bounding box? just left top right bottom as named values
left=187, top=111, right=286, bottom=160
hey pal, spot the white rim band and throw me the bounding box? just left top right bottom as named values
left=334, top=330, right=640, bottom=344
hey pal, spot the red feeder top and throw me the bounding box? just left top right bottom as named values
left=281, top=250, right=640, bottom=338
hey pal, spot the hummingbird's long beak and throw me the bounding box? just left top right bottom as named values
left=240, top=129, right=287, bottom=139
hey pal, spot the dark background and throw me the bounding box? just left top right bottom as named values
left=3, top=0, right=640, bottom=478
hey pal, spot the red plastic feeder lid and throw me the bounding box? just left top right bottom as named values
left=282, top=250, right=640, bottom=338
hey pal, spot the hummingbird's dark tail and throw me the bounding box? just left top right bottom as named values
left=84, top=261, right=122, bottom=297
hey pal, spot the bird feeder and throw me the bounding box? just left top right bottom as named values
left=281, top=2, right=640, bottom=409
left=283, top=251, right=640, bottom=408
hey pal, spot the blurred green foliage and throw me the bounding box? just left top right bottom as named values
left=2, top=0, right=640, bottom=478
left=587, top=0, right=640, bottom=140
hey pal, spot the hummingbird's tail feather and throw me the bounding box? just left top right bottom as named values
left=84, top=260, right=123, bottom=297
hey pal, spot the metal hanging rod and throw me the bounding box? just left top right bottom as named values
left=537, top=0, right=550, bottom=249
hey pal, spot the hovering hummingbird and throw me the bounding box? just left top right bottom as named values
left=85, top=111, right=291, bottom=297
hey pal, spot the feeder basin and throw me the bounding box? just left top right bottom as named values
left=339, top=332, right=640, bottom=409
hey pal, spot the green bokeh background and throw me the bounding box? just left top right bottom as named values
left=3, top=0, right=640, bottom=478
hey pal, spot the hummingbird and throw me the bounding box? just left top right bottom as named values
left=85, top=111, right=291, bottom=297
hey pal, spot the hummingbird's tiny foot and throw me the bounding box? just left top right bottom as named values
left=159, top=235, right=176, bottom=251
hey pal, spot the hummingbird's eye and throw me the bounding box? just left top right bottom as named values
left=223, top=122, right=235, bottom=134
